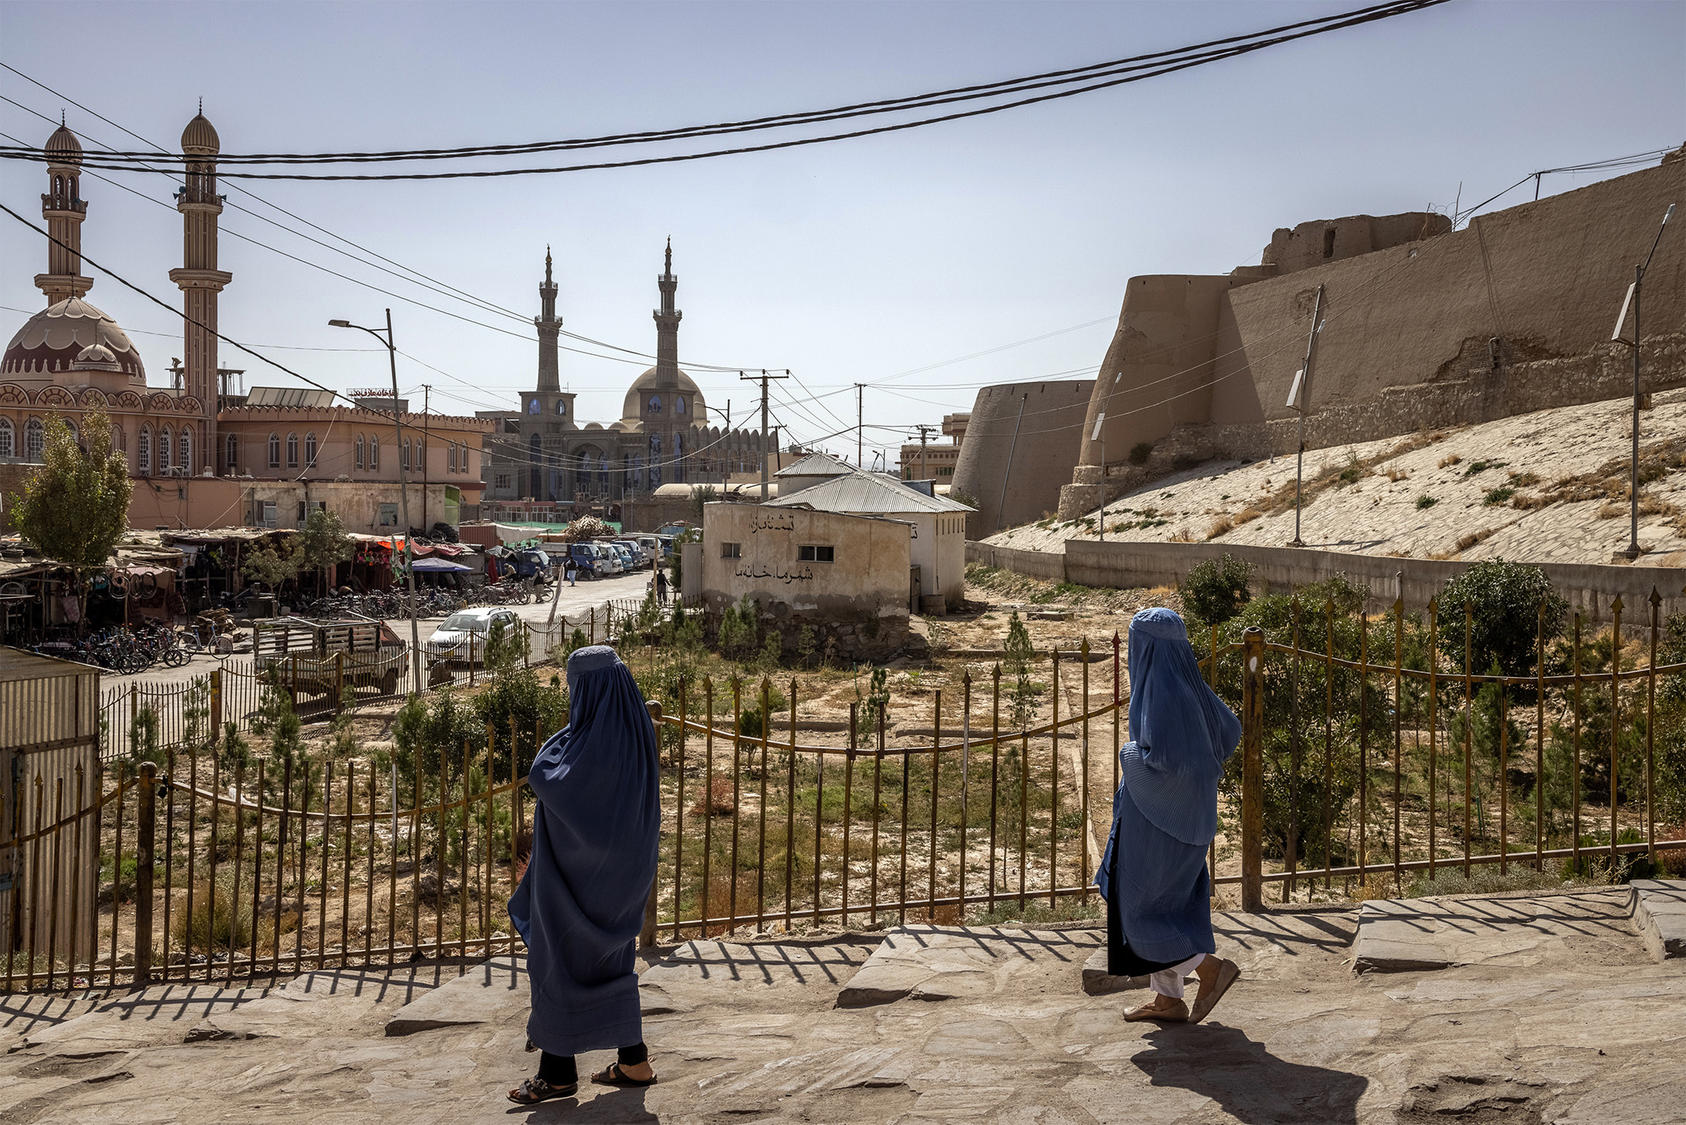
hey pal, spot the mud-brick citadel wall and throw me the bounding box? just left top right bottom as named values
left=950, top=379, right=1094, bottom=537
left=1056, top=149, right=1686, bottom=519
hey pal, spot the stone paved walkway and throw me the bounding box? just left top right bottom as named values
left=3, top=885, right=1685, bottom=1123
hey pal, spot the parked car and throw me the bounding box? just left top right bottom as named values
left=424, top=607, right=522, bottom=664
left=611, top=540, right=646, bottom=570
left=632, top=536, right=662, bottom=565
left=591, top=542, right=623, bottom=577
left=565, top=543, right=602, bottom=579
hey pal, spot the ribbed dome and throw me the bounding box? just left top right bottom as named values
left=72, top=340, right=121, bottom=373
left=621, top=366, right=705, bottom=423
left=2, top=298, right=145, bottom=386
left=181, top=112, right=220, bottom=154
left=44, top=124, right=83, bottom=165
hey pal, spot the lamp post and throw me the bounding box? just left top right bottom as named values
left=1091, top=410, right=1107, bottom=543
left=1612, top=203, right=1676, bottom=561
left=1287, top=284, right=1325, bottom=548
left=330, top=309, right=422, bottom=694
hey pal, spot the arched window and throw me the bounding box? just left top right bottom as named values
left=555, top=400, right=566, bottom=416
left=111, top=424, right=125, bottom=452
left=24, top=419, right=45, bottom=462
left=675, top=396, right=686, bottom=415
left=139, top=426, right=152, bottom=473
left=446, top=443, right=457, bottom=473
left=224, top=433, right=237, bottom=471
left=266, top=432, right=280, bottom=468
left=355, top=434, right=365, bottom=470
left=649, top=433, right=662, bottom=456
left=402, top=438, right=411, bottom=471
left=0, top=418, right=14, bottom=459
left=159, top=427, right=173, bottom=472
left=285, top=432, right=298, bottom=469
left=648, top=395, right=662, bottom=415
left=369, top=435, right=379, bottom=469
left=304, top=432, right=318, bottom=469
left=178, top=427, right=192, bottom=472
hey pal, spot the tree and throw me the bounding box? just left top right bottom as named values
left=242, top=540, right=301, bottom=588
left=297, top=507, right=353, bottom=595
left=1437, top=559, right=1568, bottom=677
left=7, top=409, right=132, bottom=626
left=1180, top=553, right=1254, bottom=628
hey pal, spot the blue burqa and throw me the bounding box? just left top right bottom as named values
left=508, top=646, right=660, bottom=1055
left=1095, top=608, right=1241, bottom=974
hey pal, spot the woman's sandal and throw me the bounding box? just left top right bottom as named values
left=507, top=1076, right=578, bottom=1105
left=591, top=1062, right=659, bottom=1088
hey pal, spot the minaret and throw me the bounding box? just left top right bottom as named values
left=35, top=117, right=93, bottom=304
left=652, top=237, right=682, bottom=386
left=535, top=246, right=561, bottom=393
left=168, top=106, right=231, bottom=475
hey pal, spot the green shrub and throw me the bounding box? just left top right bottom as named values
left=1437, top=559, right=1568, bottom=676
left=1416, top=495, right=1438, bottom=510
left=1180, top=553, right=1254, bottom=627
left=1483, top=486, right=1515, bottom=506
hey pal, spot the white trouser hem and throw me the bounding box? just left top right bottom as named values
left=1148, top=954, right=1208, bottom=999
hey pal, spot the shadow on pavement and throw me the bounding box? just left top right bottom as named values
left=1132, top=1024, right=1368, bottom=1124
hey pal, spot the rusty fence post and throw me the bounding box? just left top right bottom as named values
left=209, top=669, right=223, bottom=739
left=134, top=761, right=158, bottom=988
left=640, top=699, right=663, bottom=949
left=1240, top=628, right=1265, bottom=913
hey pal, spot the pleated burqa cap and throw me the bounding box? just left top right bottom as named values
left=1117, top=608, right=1242, bottom=847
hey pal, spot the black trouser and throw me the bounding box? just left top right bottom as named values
left=538, top=1042, right=648, bottom=1085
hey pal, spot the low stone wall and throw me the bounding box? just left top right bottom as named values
left=700, top=597, right=923, bottom=665
left=965, top=541, right=1067, bottom=582
left=970, top=538, right=1686, bottom=619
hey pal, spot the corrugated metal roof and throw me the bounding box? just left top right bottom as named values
left=0, top=646, right=98, bottom=684
left=774, top=451, right=854, bottom=478
left=766, top=470, right=973, bottom=515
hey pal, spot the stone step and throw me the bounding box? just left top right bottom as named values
left=383, top=955, right=528, bottom=1037
left=836, top=925, right=1103, bottom=1008
left=1352, top=888, right=1640, bottom=973
left=1630, top=879, right=1686, bottom=962
left=21, top=983, right=273, bottom=1056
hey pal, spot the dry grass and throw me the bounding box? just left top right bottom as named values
left=1232, top=505, right=1266, bottom=527
left=1438, top=453, right=1463, bottom=469
left=1507, top=471, right=1541, bottom=487
left=1206, top=516, right=1234, bottom=540
left=689, top=774, right=737, bottom=817
left=1453, top=527, right=1496, bottom=552
left=1169, top=528, right=1194, bottom=543
left=1385, top=467, right=1411, bottom=483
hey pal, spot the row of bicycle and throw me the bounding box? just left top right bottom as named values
left=30, top=621, right=208, bottom=674
left=296, top=577, right=544, bottom=621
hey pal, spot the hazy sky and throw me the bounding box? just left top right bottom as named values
left=2, top=1, right=1681, bottom=466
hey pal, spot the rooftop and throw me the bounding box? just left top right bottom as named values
left=767, top=469, right=973, bottom=515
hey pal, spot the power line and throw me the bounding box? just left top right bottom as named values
left=0, top=3, right=1452, bottom=180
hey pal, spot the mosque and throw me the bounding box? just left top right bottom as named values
left=476, top=241, right=772, bottom=509
left=0, top=114, right=489, bottom=535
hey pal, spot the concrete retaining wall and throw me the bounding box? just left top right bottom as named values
left=969, top=538, right=1686, bottom=619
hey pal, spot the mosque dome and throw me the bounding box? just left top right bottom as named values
left=621, top=366, right=706, bottom=424
left=181, top=112, right=220, bottom=155
left=2, top=298, right=146, bottom=387
left=44, top=124, right=83, bottom=165
left=71, top=339, right=121, bottom=373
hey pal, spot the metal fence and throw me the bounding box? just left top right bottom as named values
left=6, top=590, right=1684, bottom=992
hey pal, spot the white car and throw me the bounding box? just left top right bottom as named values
left=425, top=607, right=522, bottom=664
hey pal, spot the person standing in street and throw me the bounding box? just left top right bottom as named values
left=1096, top=607, right=1243, bottom=1025
left=654, top=567, right=669, bottom=606
left=507, top=645, right=661, bottom=1104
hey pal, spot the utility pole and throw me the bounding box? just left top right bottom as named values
left=420, top=384, right=430, bottom=532
left=914, top=424, right=935, bottom=484
left=741, top=369, right=789, bottom=501
left=855, top=383, right=866, bottom=467
left=1288, top=284, right=1325, bottom=548
left=722, top=401, right=731, bottom=492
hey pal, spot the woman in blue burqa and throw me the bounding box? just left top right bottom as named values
left=1096, top=608, right=1243, bottom=1024
left=507, top=645, right=661, bottom=1104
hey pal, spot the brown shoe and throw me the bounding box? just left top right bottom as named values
left=1188, top=958, right=1241, bottom=1024
left=1123, top=997, right=1188, bottom=1022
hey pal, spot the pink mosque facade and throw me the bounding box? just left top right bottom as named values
left=0, top=116, right=489, bottom=536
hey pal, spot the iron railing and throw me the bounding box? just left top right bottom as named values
left=6, top=589, right=1684, bottom=992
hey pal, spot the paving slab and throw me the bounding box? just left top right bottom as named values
left=1628, top=879, right=1686, bottom=962
left=187, top=968, right=443, bottom=1041
left=1353, top=888, right=1639, bottom=973
left=638, top=937, right=873, bottom=1015
left=382, top=956, right=528, bottom=1036
left=836, top=925, right=1100, bottom=1008
left=20, top=983, right=273, bottom=1055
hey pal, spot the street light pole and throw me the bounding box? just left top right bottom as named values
left=1288, top=284, right=1325, bottom=548
left=1615, top=203, right=1675, bottom=561
left=330, top=309, right=423, bottom=694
